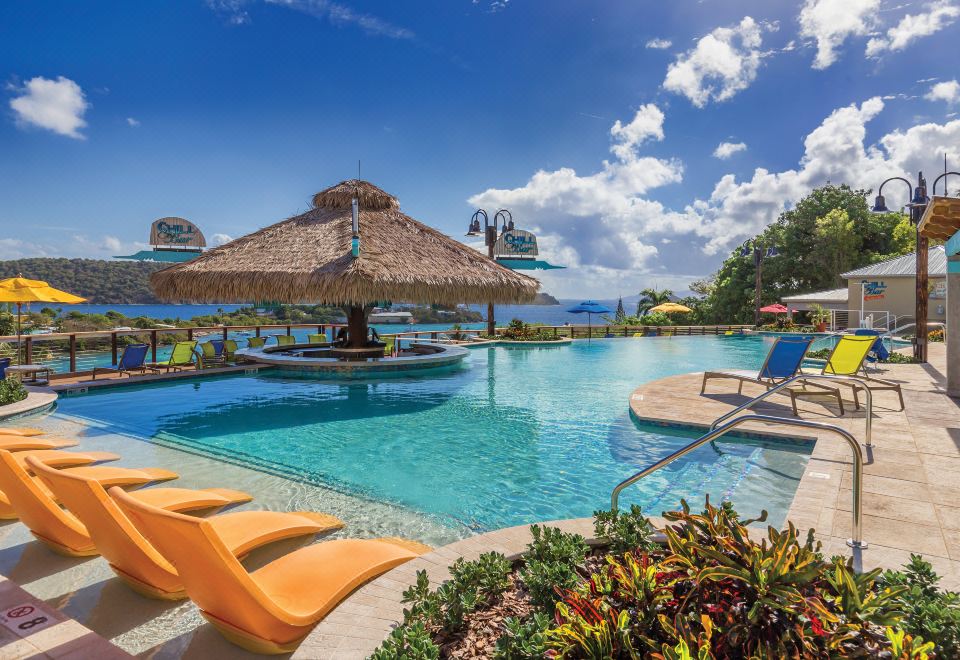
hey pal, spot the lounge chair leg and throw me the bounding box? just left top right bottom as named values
left=852, top=387, right=861, bottom=410
left=896, top=387, right=905, bottom=411
left=737, top=381, right=743, bottom=394
left=791, top=392, right=799, bottom=416
left=835, top=392, right=844, bottom=415
left=700, top=374, right=708, bottom=394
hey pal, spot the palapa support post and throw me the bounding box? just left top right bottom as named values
left=346, top=305, right=369, bottom=348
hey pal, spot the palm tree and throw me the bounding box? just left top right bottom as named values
left=636, top=288, right=673, bottom=316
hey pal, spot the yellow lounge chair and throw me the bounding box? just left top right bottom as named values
left=791, top=335, right=905, bottom=414
left=150, top=340, right=197, bottom=373
left=0, top=435, right=79, bottom=451
left=223, top=339, right=239, bottom=363
left=28, top=457, right=344, bottom=598
left=111, top=487, right=430, bottom=654
left=275, top=335, right=295, bottom=346
left=0, top=427, right=45, bottom=437
left=246, top=337, right=266, bottom=349
left=0, top=450, right=178, bottom=520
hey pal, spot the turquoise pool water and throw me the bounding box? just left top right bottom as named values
left=56, top=336, right=814, bottom=533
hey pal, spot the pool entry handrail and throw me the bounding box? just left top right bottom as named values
left=610, top=413, right=867, bottom=556
left=709, top=373, right=873, bottom=447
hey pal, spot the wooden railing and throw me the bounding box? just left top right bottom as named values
left=0, top=322, right=754, bottom=376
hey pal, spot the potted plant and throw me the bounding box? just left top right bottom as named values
left=809, top=304, right=830, bottom=332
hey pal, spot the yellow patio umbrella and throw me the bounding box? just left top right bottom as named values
left=648, top=302, right=692, bottom=314
left=0, top=275, right=86, bottom=364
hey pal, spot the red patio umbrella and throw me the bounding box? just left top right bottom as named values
left=759, top=303, right=789, bottom=314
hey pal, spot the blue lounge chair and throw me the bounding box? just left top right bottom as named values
left=0, top=358, right=9, bottom=379
left=91, top=344, right=158, bottom=380
left=701, top=336, right=814, bottom=394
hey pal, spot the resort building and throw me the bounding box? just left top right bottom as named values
left=782, top=246, right=946, bottom=327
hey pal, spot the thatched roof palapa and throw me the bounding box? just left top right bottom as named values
left=150, top=180, right=540, bottom=306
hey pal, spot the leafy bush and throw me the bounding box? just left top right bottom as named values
left=500, top=318, right=560, bottom=341
left=593, top=504, right=657, bottom=555
left=881, top=554, right=960, bottom=657
left=929, top=328, right=945, bottom=342
left=639, top=311, right=672, bottom=326
left=519, top=524, right=589, bottom=611
left=376, top=500, right=949, bottom=659
left=493, top=612, right=550, bottom=659
left=0, top=379, right=27, bottom=406
left=884, top=351, right=920, bottom=364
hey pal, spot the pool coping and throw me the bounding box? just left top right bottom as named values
left=48, top=364, right=266, bottom=394
left=0, top=386, right=57, bottom=421
left=237, top=341, right=469, bottom=372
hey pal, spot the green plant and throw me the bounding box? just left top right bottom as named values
left=640, top=311, right=672, bottom=326
left=0, top=379, right=27, bottom=406
left=929, top=328, right=945, bottom=342
left=808, top=303, right=830, bottom=325
left=519, top=525, right=589, bottom=610
left=881, top=554, right=960, bottom=658
left=371, top=621, right=440, bottom=659
left=594, top=504, right=657, bottom=554
left=883, top=352, right=919, bottom=364
left=493, top=612, right=550, bottom=659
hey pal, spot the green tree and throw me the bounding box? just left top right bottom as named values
left=614, top=297, right=626, bottom=324
left=635, top=288, right=672, bottom=316
left=814, top=209, right=860, bottom=286
left=891, top=216, right=916, bottom=255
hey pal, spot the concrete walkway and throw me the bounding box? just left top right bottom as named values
left=630, top=342, right=960, bottom=589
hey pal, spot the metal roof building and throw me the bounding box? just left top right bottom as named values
left=841, top=246, right=945, bottom=278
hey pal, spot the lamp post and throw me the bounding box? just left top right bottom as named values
left=467, top=208, right=515, bottom=335
left=741, top=241, right=779, bottom=327
left=871, top=173, right=934, bottom=361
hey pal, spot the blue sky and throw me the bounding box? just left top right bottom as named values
left=1, top=0, right=959, bottom=298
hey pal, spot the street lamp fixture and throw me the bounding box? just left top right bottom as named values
left=467, top=208, right=517, bottom=335
left=741, top=239, right=780, bottom=327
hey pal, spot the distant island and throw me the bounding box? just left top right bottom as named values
left=531, top=292, right=559, bottom=305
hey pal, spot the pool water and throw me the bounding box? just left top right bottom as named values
left=56, top=336, right=814, bottom=534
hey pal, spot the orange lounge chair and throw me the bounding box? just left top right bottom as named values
left=0, top=427, right=45, bottom=437
left=12, top=449, right=120, bottom=471
left=0, top=450, right=178, bottom=520
left=111, top=487, right=431, bottom=654
left=0, top=435, right=79, bottom=451
left=28, top=456, right=344, bottom=598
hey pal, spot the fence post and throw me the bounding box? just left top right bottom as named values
left=150, top=330, right=158, bottom=362
left=554, top=326, right=558, bottom=338
left=69, top=334, right=77, bottom=373
left=286, top=325, right=292, bottom=336
left=187, top=328, right=194, bottom=341
left=255, top=326, right=261, bottom=338
left=24, top=337, right=32, bottom=365
left=111, top=332, right=118, bottom=365
left=223, top=327, right=228, bottom=341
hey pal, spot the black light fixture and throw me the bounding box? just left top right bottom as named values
left=871, top=193, right=888, bottom=213
left=465, top=209, right=486, bottom=237
left=495, top=209, right=515, bottom=233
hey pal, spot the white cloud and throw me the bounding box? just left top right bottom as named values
left=798, top=0, right=880, bottom=69
left=662, top=17, right=771, bottom=107
left=609, top=104, right=664, bottom=160
left=211, top=233, right=234, bottom=246
left=866, top=0, right=960, bottom=57
left=645, top=38, right=672, bottom=49
left=103, top=236, right=122, bottom=252
left=925, top=79, right=960, bottom=104
left=126, top=117, right=140, bottom=127
left=713, top=141, right=747, bottom=159
left=469, top=104, right=680, bottom=272
left=9, top=76, right=89, bottom=139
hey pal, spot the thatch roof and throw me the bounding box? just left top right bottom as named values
left=150, top=180, right=540, bottom=305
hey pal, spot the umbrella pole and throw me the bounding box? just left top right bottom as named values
left=16, top=302, right=21, bottom=366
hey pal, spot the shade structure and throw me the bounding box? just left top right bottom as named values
left=150, top=180, right=539, bottom=347
left=566, top=301, right=613, bottom=341
left=759, top=303, right=790, bottom=314
left=0, top=276, right=87, bottom=365
left=648, top=302, right=692, bottom=314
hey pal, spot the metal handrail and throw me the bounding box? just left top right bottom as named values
left=710, top=373, right=873, bottom=447
left=611, top=413, right=867, bottom=552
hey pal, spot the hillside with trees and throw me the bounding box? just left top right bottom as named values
left=0, top=259, right=166, bottom=303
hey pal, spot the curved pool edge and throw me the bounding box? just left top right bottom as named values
left=0, top=386, right=57, bottom=422
left=238, top=341, right=469, bottom=373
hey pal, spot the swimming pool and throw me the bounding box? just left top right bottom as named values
left=53, top=336, right=814, bottom=537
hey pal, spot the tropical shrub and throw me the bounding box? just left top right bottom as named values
left=639, top=311, right=672, bottom=326
left=375, top=499, right=947, bottom=659
left=929, top=328, right=945, bottom=342
left=501, top=318, right=561, bottom=341
left=0, top=378, right=27, bottom=406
